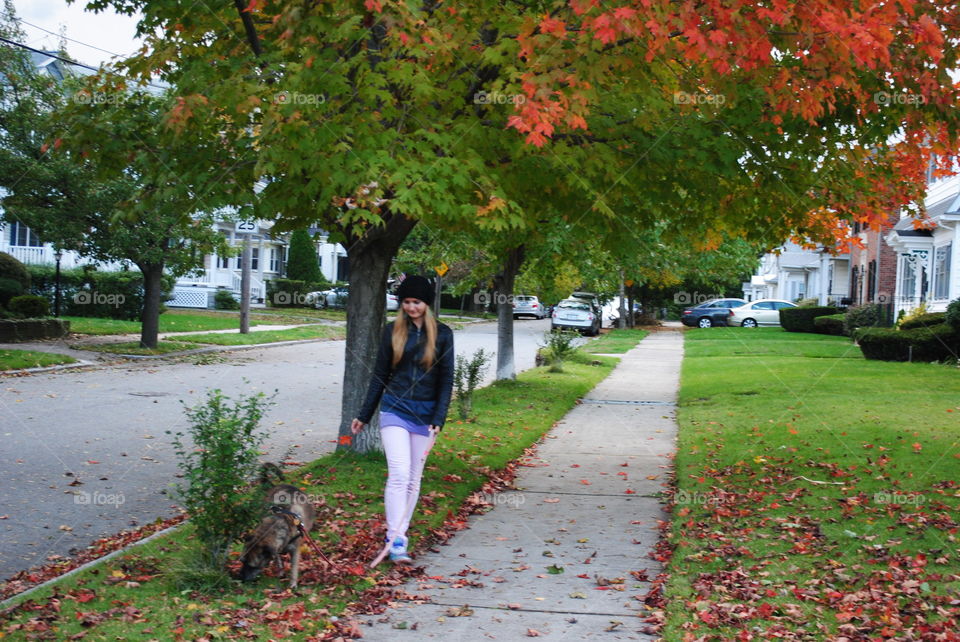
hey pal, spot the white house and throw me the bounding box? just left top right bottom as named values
left=743, top=240, right=850, bottom=305
left=885, top=170, right=959, bottom=317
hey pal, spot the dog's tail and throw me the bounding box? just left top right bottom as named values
left=258, top=462, right=285, bottom=486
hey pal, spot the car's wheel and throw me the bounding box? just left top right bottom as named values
left=741, top=318, right=758, bottom=328
left=697, top=317, right=713, bottom=328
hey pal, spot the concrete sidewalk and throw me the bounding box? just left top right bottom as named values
left=354, top=329, right=682, bottom=640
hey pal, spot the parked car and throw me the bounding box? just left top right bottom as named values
left=513, top=295, right=547, bottom=319
left=570, top=291, right=602, bottom=315
left=552, top=298, right=601, bottom=336
left=681, top=298, right=747, bottom=328
left=386, top=292, right=399, bottom=311
left=728, top=299, right=797, bottom=327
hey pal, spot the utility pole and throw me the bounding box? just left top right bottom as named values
left=236, top=220, right=258, bottom=334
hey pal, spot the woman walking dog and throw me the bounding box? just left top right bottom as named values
left=351, top=276, right=454, bottom=566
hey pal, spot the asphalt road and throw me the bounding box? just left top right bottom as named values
left=0, top=317, right=555, bottom=580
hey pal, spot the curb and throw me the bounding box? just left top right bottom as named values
left=0, top=521, right=185, bottom=609
left=0, top=359, right=101, bottom=377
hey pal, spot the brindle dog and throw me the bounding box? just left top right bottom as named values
left=239, top=484, right=316, bottom=588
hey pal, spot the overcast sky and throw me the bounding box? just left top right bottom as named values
left=12, top=0, right=144, bottom=68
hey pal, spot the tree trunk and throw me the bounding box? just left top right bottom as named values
left=338, top=213, right=418, bottom=454
left=617, top=270, right=627, bottom=330
left=139, top=263, right=164, bottom=349
left=492, top=245, right=525, bottom=381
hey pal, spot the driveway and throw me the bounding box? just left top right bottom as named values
left=0, top=317, right=553, bottom=580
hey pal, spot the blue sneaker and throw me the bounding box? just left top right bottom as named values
left=388, top=536, right=412, bottom=564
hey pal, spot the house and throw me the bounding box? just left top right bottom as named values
left=845, top=213, right=900, bottom=310
left=742, top=240, right=850, bottom=305
left=885, top=169, right=960, bottom=317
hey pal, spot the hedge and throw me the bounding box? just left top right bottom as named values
left=899, top=312, right=947, bottom=331
left=855, top=323, right=960, bottom=362
left=0, top=318, right=71, bottom=342
left=813, top=313, right=846, bottom=336
left=780, top=306, right=839, bottom=333
left=26, top=266, right=174, bottom=321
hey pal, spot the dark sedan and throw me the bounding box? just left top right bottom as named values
left=680, top=298, right=747, bottom=328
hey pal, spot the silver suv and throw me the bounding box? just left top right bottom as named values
left=512, top=295, right=547, bottom=319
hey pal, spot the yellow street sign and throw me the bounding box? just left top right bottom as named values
left=435, top=261, right=449, bottom=277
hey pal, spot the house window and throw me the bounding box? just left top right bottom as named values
left=237, top=248, right=259, bottom=271
left=900, top=256, right=916, bottom=302
left=269, top=248, right=280, bottom=273
left=932, top=244, right=952, bottom=300
left=8, top=221, right=43, bottom=247
left=867, top=260, right=877, bottom=302
left=219, top=254, right=230, bottom=269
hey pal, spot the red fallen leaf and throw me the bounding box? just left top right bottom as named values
left=86, top=460, right=100, bottom=465
left=624, top=489, right=636, bottom=494
left=579, top=479, right=591, bottom=485
left=570, top=464, right=581, bottom=468
left=338, top=435, right=352, bottom=446
left=577, top=573, right=589, bottom=578
left=620, top=462, right=629, bottom=467
left=912, top=442, right=922, bottom=452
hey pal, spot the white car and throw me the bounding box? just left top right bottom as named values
left=513, top=295, right=547, bottom=319
left=552, top=299, right=600, bottom=336
left=728, top=299, right=797, bottom=327
left=386, top=292, right=399, bottom=311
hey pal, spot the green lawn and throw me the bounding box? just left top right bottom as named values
left=76, top=341, right=201, bottom=356
left=0, top=349, right=77, bottom=371
left=0, top=352, right=617, bottom=640
left=664, top=327, right=960, bottom=639
left=175, top=325, right=346, bottom=345
left=584, top=327, right=649, bottom=353
left=63, top=310, right=268, bottom=335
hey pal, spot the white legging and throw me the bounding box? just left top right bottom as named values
left=381, top=425, right=436, bottom=543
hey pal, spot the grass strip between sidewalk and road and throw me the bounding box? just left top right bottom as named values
left=0, top=349, right=77, bottom=371
left=72, top=326, right=347, bottom=355
left=584, top=328, right=650, bottom=353
left=662, top=327, right=960, bottom=639
left=0, top=352, right=617, bottom=640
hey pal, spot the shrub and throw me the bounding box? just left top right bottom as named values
left=844, top=303, right=886, bottom=335
left=541, top=329, right=580, bottom=373
left=26, top=265, right=174, bottom=320
left=214, top=288, right=240, bottom=310
left=813, top=313, right=846, bottom=336
left=0, top=252, right=30, bottom=291
left=796, top=297, right=820, bottom=308
left=780, top=306, right=839, bottom=333
left=285, top=230, right=328, bottom=288
left=8, top=294, right=50, bottom=319
left=266, top=278, right=315, bottom=308
left=898, top=312, right=946, bottom=331
left=453, top=348, right=492, bottom=420
left=169, top=388, right=276, bottom=566
left=855, top=323, right=960, bottom=362
left=0, top=277, right=24, bottom=307
left=946, top=298, right=960, bottom=330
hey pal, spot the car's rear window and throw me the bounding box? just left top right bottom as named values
left=558, top=301, right=590, bottom=310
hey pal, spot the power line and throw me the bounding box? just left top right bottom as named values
left=16, top=16, right=127, bottom=59
left=0, top=35, right=166, bottom=91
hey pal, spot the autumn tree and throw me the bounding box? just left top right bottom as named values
left=76, top=0, right=960, bottom=448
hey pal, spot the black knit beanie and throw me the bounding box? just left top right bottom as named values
left=395, top=275, right=435, bottom=306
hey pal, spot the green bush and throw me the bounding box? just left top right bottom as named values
left=168, top=389, right=275, bottom=566
left=946, top=298, right=960, bottom=330
left=26, top=265, right=173, bottom=320
left=265, top=278, right=317, bottom=308
left=813, top=313, right=846, bottom=336
left=780, top=306, right=839, bottom=333
left=855, top=323, right=960, bottom=362
left=844, top=303, right=887, bottom=335
left=8, top=294, right=50, bottom=319
left=0, top=277, right=24, bottom=307
left=898, top=312, right=946, bottom=331
left=214, top=288, right=240, bottom=310
left=0, top=252, right=30, bottom=291
left=541, top=329, right=580, bottom=373
left=453, top=348, right=492, bottom=420
left=0, top=318, right=70, bottom=341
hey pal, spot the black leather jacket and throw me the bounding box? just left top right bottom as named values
left=357, top=320, right=455, bottom=428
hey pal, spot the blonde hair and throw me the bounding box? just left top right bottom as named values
left=391, top=306, right=437, bottom=369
